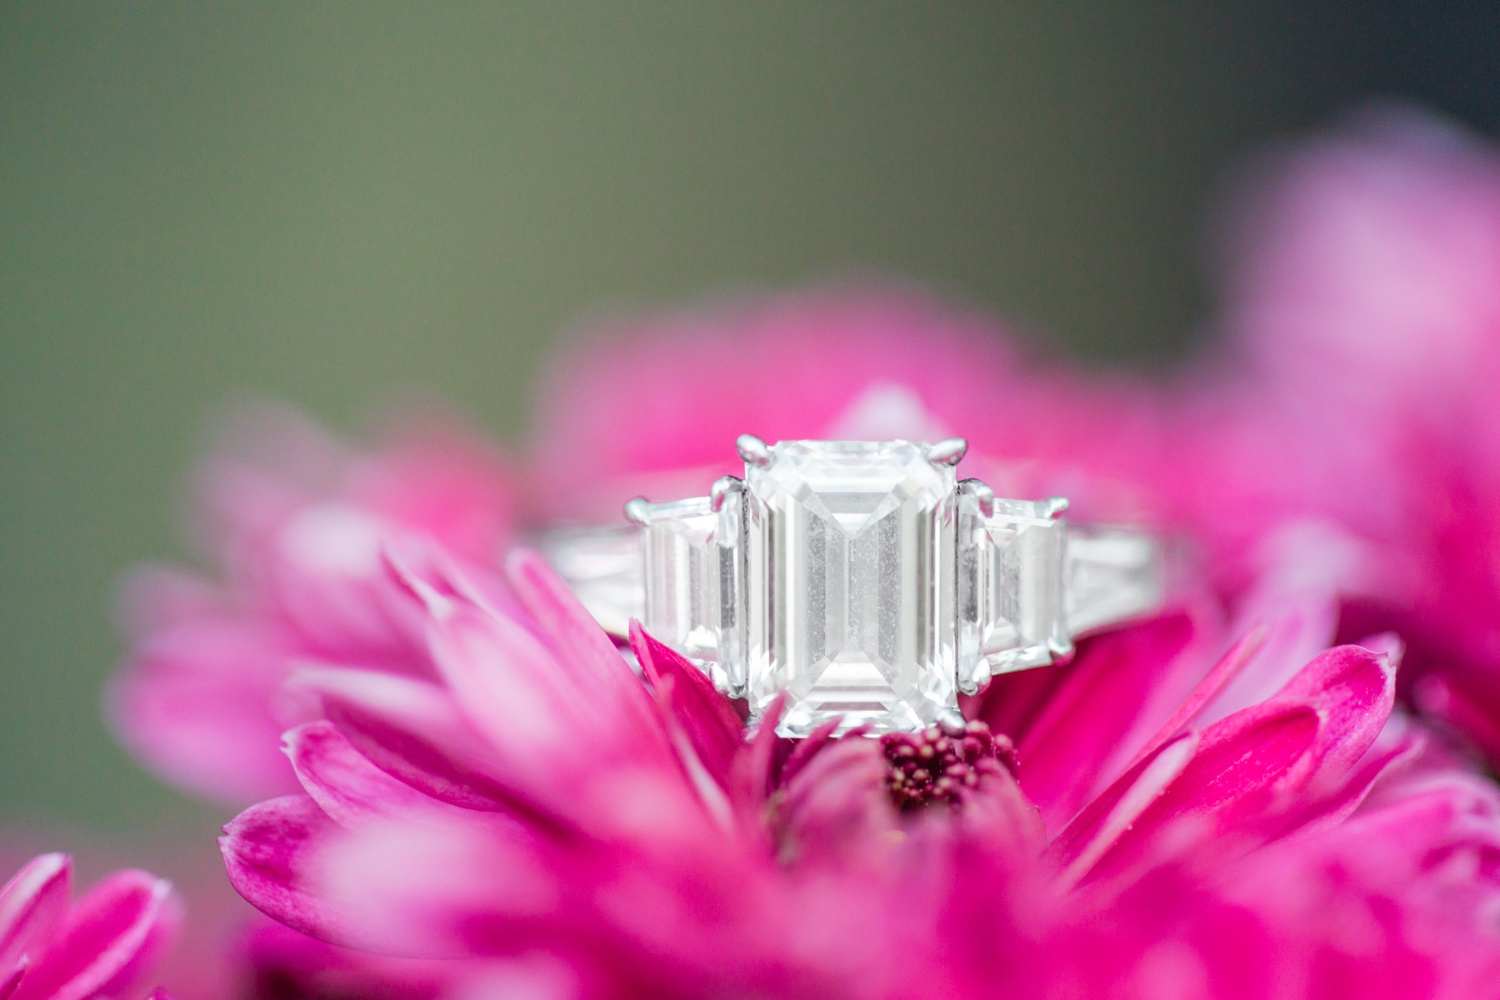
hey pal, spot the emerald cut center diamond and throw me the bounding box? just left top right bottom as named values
left=744, top=441, right=957, bottom=736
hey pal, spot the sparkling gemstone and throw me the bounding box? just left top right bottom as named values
left=741, top=440, right=957, bottom=736
left=640, top=497, right=725, bottom=667
left=956, top=493, right=1070, bottom=694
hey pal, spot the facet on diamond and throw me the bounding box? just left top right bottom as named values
left=741, top=440, right=957, bottom=737
left=956, top=492, right=1070, bottom=694
left=636, top=491, right=747, bottom=693
left=640, top=497, right=725, bottom=668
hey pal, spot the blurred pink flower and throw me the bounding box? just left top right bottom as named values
left=109, top=404, right=515, bottom=806
left=1190, top=110, right=1500, bottom=765
left=529, top=287, right=1171, bottom=527
left=0, top=854, right=178, bottom=1000
left=218, top=547, right=1500, bottom=998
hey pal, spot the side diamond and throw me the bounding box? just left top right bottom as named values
left=957, top=485, right=1070, bottom=694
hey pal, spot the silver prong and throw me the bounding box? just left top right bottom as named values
left=710, top=475, right=743, bottom=512
left=623, top=497, right=651, bottom=526
left=736, top=433, right=772, bottom=467
left=1043, top=496, right=1070, bottom=519
left=1047, top=636, right=1075, bottom=664
left=926, top=437, right=968, bottom=466
left=958, top=478, right=995, bottom=518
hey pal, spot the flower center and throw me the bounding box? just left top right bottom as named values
left=881, top=719, right=1014, bottom=811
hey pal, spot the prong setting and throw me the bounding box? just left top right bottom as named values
left=1044, top=496, right=1070, bottom=519
left=926, top=437, right=969, bottom=466
left=710, top=475, right=743, bottom=512
left=623, top=497, right=651, bottom=525
left=736, top=433, right=773, bottom=467
left=958, top=478, right=995, bottom=518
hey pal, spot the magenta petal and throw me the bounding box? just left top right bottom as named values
left=286, top=721, right=478, bottom=829
left=777, top=737, right=894, bottom=866
left=12, top=870, right=177, bottom=1000
left=1048, top=731, right=1199, bottom=879
left=291, top=668, right=534, bottom=815
left=221, top=795, right=361, bottom=947
left=1273, top=644, right=1396, bottom=778
left=1018, top=613, right=1196, bottom=830
left=506, top=550, right=653, bottom=703
left=0, top=855, right=69, bottom=974
left=1095, top=703, right=1322, bottom=879
left=631, top=622, right=743, bottom=786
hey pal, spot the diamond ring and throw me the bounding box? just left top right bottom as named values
left=545, top=435, right=1163, bottom=736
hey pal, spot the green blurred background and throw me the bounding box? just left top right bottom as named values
left=2, top=3, right=1496, bottom=839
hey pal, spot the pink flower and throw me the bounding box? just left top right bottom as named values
left=0, top=854, right=178, bottom=1000
left=219, top=547, right=1500, bottom=998
left=1191, top=110, right=1500, bottom=765
left=109, top=404, right=515, bottom=805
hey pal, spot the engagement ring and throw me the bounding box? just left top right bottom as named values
left=546, top=436, right=1163, bottom=736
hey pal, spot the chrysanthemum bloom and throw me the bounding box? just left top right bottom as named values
left=0, top=854, right=178, bottom=1000
left=220, top=547, right=1500, bottom=998
left=109, top=405, right=515, bottom=806
left=1184, top=110, right=1500, bottom=766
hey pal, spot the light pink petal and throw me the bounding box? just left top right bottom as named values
left=347, top=423, right=515, bottom=564
left=313, top=819, right=567, bottom=959
left=285, top=721, right=485, bottom=830
left=1018, top=612, right=1197, bottom=830
left=221, top=795, right=363, bottom=948
left=630, top=622, right=743, bottom=787
left=0, top=855, right=70, bottom=972
left=12, top=870, right=178, bottom=1000
left=106, top=614, right=299, bottom=804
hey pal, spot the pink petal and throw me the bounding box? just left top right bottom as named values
left=730, top=696, right=786, bottom=838
left=12, top=871, right=178, bottom=1000
left=106, top=614, right=299, bottom=804
left=1273, top=644, right=1396, bottom=779
left=297, top=669, right=567, bottom=830
left=1093, top=703, right=1322, bottom=879
left=957, top=766, right=1047, bottom=865
left=1017, top=613, right=1197, bottom=830
left=313, top=819, right=566, bottom=959
left=285, top=721, right=482, bottom=830
left=221, top=795, right=362, bottom=948
left=0, top=855, right=70, bottom=973
left=630, top=622, right=743, bottom=786
left=776, top=738, right=894, bottom=866
left=1126, top=625, right=1270, bottom=772
left=1047, top=732, right=1200, bottom=880
left=505, top=549, right=661, bottom=724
